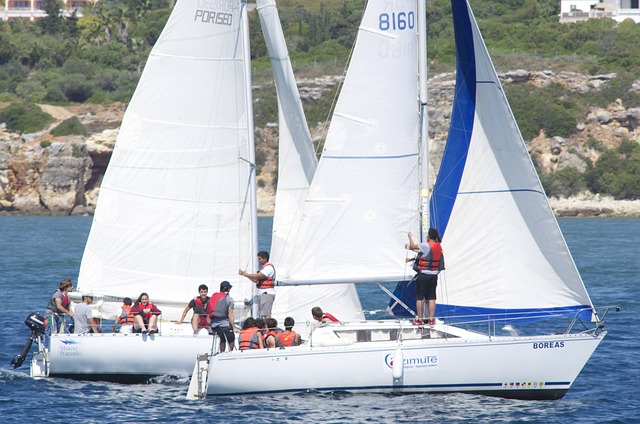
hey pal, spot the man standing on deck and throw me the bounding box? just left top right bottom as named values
left=406, top=229, right=443, bottom=327
left=239, top=251, right=276, bottom=319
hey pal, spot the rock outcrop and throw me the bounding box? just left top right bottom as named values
left=1, top=72, right=639, bottom=217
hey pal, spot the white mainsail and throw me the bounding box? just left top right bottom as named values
left=278, top=0, right=421, bottom=291
left=256, top=0, right=363, bottom=324
left=77, top=0, right=257, bottom=320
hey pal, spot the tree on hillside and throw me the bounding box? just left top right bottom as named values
left=39, top=0, right=65, bottom=35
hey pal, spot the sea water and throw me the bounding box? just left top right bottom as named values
left=0, top=217, right=637, bottom=423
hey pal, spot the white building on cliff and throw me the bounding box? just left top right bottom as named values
left=560, top=0, right=640, bottom=23
left=1, top=0, right=92, bottom=21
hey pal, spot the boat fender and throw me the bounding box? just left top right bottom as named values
left=392, top=348, right=404, bottom=380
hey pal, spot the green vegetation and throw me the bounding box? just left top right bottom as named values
left=50, top=116, right=87, bottom=137
left=0, top=102, right=53, bottom=133
left=0, top=0, right=639, bottom=198
left=587, top=140, right=640, bottom=199
left=541, top=167, right=587, bottom=198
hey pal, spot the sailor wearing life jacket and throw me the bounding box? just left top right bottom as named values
left=238, top=317, right=264, bottom=350
left=263, top=317, right=283, bottom=348
left=178, top=284, right=211, bottom=334
left=239, top=250, right=276, bottom=319
left=406, top=228, right=443, bottom=328
left=278, top=316, right=302, bottom=346
left=112, top=297, right=134, bottom=333
left=45, top=279, right=74, bottom=334
left=311, top=306, right=339, bottom=324
left=131, top=292, right=162, bottom=334
left=206, top=281, right=238, bottom=352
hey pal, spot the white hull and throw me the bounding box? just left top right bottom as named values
left=34, top=330, right=214, bottom=381
left=204, top=322, right=605, bottom=400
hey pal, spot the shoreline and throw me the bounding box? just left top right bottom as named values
left=549, top=196, right=640, bottom=218
left=1, top=197, right=639, bottom=218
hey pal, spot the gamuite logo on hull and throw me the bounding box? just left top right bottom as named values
left=384, top=351, right=439, bottom=371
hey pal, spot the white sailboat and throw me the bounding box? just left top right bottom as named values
left=189, top=0, right=610, bottom=400
left=30, top=0, right=262, bottom=380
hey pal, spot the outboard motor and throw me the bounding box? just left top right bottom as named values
left=11, top=312, right=46, bottom=369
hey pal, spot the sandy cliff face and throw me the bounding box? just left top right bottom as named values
left=1, top=72, right=639, bottom=217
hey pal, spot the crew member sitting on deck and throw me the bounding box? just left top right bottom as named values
left=264, top=317, right=282, bottom=348
left=312, top=306, right=339, bottom=324
left=177, top=284, right=211, bottom=335
left=131, top=292, right=161, bottom=334
left=112, top=297, right=134, bottom=333
left=238, top=317, right=264, bottom=350
left=278, top=316, right=302, bottom=347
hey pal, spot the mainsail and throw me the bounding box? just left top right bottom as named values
left=78, top=0, right=257, bottom=320
left=278, top=0, right=420, bottom=291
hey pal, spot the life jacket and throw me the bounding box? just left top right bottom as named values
left=61, top=293, right=70, bottom=310
left=207, top=292, right=229, bottom=319
left=417, top=241, right=442, bottom=271
left=322, top=313, right=339, bottom=323
left=239, top=327, right=262, bottom=350
left=264, top=330, right=282, bottom=348
left=118, top=305, right=135, bottom=325
left=193, top=296, right=210, bottom=315
left=278, top=330, right=299, bottom=347
left=141, top=302, right=158, bottom=321
left=256, top=263, right=276, bottom=289
left=47, top=289, right=70, bottom=314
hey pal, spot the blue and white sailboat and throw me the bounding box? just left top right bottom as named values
left=190, top=0, right=609, bottom=400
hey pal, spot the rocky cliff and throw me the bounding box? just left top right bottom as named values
left=1, top=71, right=639, bottom=217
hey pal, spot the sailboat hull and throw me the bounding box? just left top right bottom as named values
left=41, top=333, right=214, bottom=382
left=205, top=325, right=605, bottom=400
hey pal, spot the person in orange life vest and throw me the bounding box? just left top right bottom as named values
left=238, top=317, right=264, bottom=350
left=406, top=228, right=443, bottom=327
left=311, top=306, right=339, bottom=324
left=131, top=292, right=161, bottom=334
left=278, top=316, right=302, bottom=347
left=177, top=284, right=211, bottom=334
left=45, top=279, right=75, bottom=333
left=206, top=281, right=238, bottom=352
left=238, top=251, right=276, bottom=318
left=264, top=317, right=282, bottom=348
left=111, top=297, right=134, bottom=333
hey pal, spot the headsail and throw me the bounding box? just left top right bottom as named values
left=78, top=0, right=257, bottom=320
left=392, top=0, right=594, bottom=321
left=277, top=0, right=420, bottom=302
left=256, top=0, right=363, bottom=324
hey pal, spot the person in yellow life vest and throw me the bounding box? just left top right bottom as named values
left=406, top=228, right=443, bottom=327
left=278, top=316, right=302, bottom=347
left=112, top=297, right=134, bottom=333
left=238, top=251, right=276, bottom=318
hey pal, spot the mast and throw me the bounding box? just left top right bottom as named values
left=241, top=0, right=259, bottom=317
left=417, top=0, right=429, bottom=239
